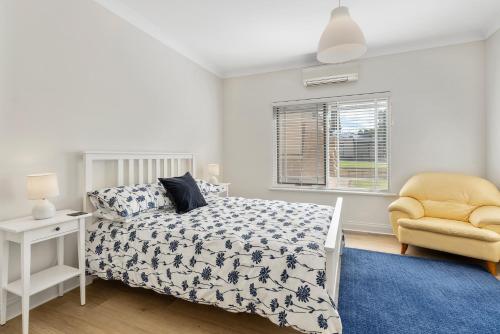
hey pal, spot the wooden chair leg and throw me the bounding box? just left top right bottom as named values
left=486, top=261, right=497, bottom=276
left=400, top=243, right=408, bottom=255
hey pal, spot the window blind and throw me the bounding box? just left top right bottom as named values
left=274, top=103, right=327, bottom=186
left=274, top=96, right=390, bottom=192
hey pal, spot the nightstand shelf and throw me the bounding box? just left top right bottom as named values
left=6, top=265, right=80, bottom=297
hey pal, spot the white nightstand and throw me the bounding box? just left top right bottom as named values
left=0, top=210, right=91, bottom=334
left=218, top=183, right=231, bottom=197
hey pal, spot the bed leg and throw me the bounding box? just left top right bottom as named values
left=400, top=243, right=408, bottom=255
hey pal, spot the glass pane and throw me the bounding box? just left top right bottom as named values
left=276, top=105, right=327, bottom=186
left=329, top=98, right=389, bottom=192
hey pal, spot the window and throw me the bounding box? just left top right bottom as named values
left=273, top=95, right=390, bottom=193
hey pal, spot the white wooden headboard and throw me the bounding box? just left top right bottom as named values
left=83, top=151, right=195, bottom=211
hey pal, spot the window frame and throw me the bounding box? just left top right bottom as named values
left=272, top=92, right=392, bottom=195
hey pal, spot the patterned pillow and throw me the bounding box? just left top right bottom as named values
left=196, top=179, right=226, bottom=196
left=88, top=183, right=172, bottom=222
left=148, top=182, right=172, bottom=210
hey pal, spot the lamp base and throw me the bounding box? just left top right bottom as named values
left=32, top=199, right=56, bottom=220
left=208, top=176, right=219, bottom=185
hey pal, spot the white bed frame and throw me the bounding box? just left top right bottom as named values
left=83, top=151, right=195, bottom=212
left=325, top=197, right=344, bottom=306
left=82, top=151, right=344, bottom=307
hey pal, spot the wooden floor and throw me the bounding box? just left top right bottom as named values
left=1, top=232, right=497, bottom=333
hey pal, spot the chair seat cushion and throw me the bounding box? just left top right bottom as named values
left=484, top=224, right=500, bottom=235
left=398, top=217, right=500, bottom=242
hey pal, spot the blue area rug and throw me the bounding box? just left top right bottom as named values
left=339, top=248, right=500, bottom=334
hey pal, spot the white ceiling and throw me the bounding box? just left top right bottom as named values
left=94, top=0, right=500, bottom=78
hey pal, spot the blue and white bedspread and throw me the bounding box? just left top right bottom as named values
left=86, top=196, right=341, bottom=334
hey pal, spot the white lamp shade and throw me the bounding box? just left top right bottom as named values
left=317, top=6, right=367, bottom=64
left=27, top=173, right=60, bottom=200
left=207, top=163, right=220, bottom=176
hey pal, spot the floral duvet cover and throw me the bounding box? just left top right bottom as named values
left=86, top=196, right=341, bottom=333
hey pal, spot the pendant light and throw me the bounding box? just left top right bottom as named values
left=317, top=0, right=367, bottom=64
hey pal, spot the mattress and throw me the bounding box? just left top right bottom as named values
left=86, top=195, right=341, bottom=334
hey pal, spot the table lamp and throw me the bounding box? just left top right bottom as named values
left=207, top=163, right=220, bottom=184
left=27, top=173, right=59, bottom=220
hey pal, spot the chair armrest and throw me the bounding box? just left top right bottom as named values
left=469, top=206, right=500, bottom=227
left=388, top=197, right=424, bottom=219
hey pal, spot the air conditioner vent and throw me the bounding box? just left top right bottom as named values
left=302, top=64, right=359, bottom=87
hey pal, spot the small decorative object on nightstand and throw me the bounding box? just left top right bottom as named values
left=218, top=183, right=231, bottom=197
left=207, top=163, right=220, bottom=184
left=0, top=210, right=91, bottom=334
left=26, top=173, right=59, bottom=220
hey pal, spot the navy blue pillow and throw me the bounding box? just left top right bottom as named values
left=158, top=172, right=207, bottom=213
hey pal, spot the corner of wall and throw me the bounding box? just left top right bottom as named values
left=485, top=28, right=500, bottom=186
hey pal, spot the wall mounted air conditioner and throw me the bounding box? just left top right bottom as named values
left=302, top=63, right=359, bottom=87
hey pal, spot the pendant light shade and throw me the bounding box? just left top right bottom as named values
left=317, top=6, right=367, bottom=64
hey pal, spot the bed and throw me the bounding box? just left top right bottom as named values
left=83, top=152, right=344, bottom=334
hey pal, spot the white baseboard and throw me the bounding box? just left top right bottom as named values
left=343, top=220, right=393, bottom=235
left=6, top=276, right=94, bottom=321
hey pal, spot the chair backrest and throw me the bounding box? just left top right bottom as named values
left=400, top=173, right=500, bottom=221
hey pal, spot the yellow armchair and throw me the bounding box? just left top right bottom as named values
left=389, top=173, right=500, bottom=275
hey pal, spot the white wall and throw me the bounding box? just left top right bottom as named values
left=0, top=0, right=10, bottom=141
left=0, top=0, right=222, bottom=317
left=486, top=29, right=500, bottom=186
left=223, top=42, right=485, bottom=233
